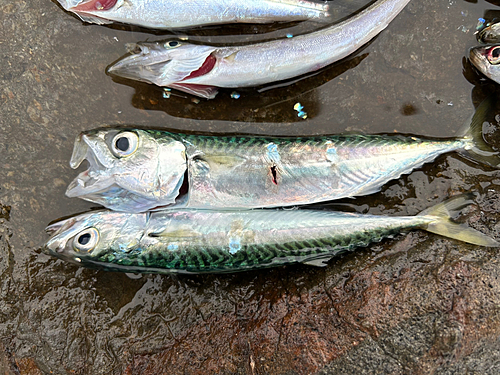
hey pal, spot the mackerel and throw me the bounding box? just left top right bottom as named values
left=66, top=98, right=499, bottom=212
left=44, top=196, right=499, bottom=274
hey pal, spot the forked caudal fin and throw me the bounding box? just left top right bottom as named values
left=461, top=96, right=500, bottom=167
left=419, top=194, right=499, bottom=247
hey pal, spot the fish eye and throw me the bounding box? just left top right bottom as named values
left=111, top=132, right=139, bottom=158
left=165, top=41, right=181, bottom=49
left=73, top=228, right=99, bottom=253
left=487, top=46, right=500, bottom=65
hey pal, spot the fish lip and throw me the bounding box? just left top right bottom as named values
left=69, top=133, right=89, bottom=169
left=65, top=133, right=113, bottom=198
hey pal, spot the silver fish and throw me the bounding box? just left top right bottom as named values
left=56, top=0, right=330, bottom=29
left=65, top=98, right=499, bottom=212
left=107, top=0, right=411, bottom=98
left=44, top=196, right=499, bottom=274
left=470, top=44, right=500, bottom=84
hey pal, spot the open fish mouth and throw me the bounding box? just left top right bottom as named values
left=65, top=134, right=115, bottom=198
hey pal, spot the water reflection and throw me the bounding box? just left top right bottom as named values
left=110, top=53, right=369, bottom=122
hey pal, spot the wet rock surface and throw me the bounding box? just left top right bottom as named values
left=2, top=0, right=500, bottom=373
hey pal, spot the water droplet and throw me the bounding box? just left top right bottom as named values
left=230, top=91, right=240, bottom=99
left=286, top=34, right=293, bottom=38
left=477, top=17, right=486, bottom=30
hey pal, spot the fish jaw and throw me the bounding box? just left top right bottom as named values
left=470, top=46, right=500, bottom=83
left=66, top=132, right=120, bottom=199
left=66, top=129, right=188, bottom=212
left=107, top=42, right=220, bottom=98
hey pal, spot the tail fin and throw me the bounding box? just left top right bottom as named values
left=418, top=194, right=499, bottom=247
left=461, top=96, right=500, bottom=167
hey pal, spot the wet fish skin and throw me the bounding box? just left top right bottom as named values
left=57, top=0, right=330, bottom=29
left=66, top=97, right=498, bottom=213
left=66, top=126, right=496, bottom=213
left=44, top=196, right=499, bottom=274
left=107, top=0, right=411, bottom=98
left=478, top=22, right=500, bottom=44
left=470, top=45, right=500, bottom=84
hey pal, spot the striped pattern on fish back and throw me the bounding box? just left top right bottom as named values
left=93, top=210, right=429, bottom=274
left=160, top=131, right=465, bottom=158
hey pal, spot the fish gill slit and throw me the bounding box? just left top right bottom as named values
left=182, top=54, right=217, bottom=80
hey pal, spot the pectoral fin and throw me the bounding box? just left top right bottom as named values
left=168, top=83, right=219, bottom=99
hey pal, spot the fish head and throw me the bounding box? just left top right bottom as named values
left=44, top=211, right=146, bottom=267
left=66, top=128, right=187, bottom=212
left=107, top=40, right=219, bottom=98
left=470, top=45, right=500, bottom=83
left=478, top=23, right=500, bottom=44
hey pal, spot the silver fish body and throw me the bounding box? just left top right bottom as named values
left=57, top=0, right=330, bottom=29
left=470, top=45, right=500, bottom=84
left=44, top=196, right=499, bottom=274
left=107, top=0, right=411, bottom=98
left=66, top=105, right=497, bottom=213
